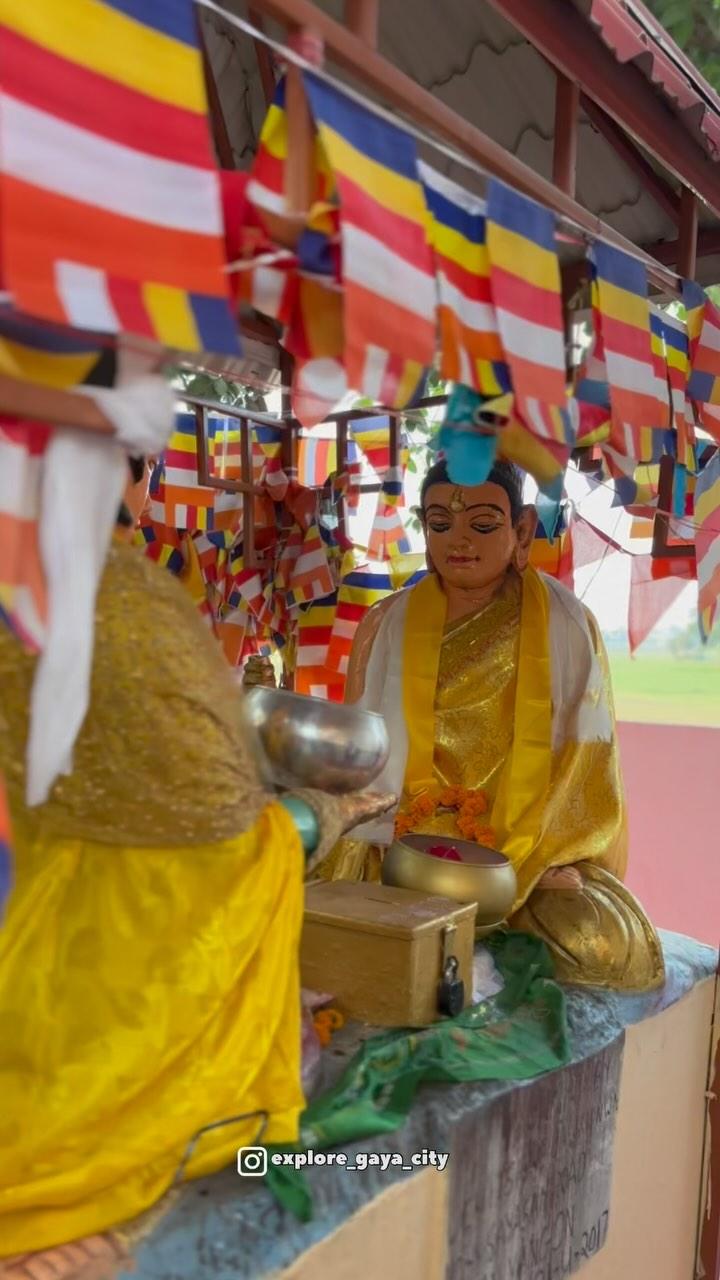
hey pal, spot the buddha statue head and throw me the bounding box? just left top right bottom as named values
left=419, top=458, right=537, bottom=593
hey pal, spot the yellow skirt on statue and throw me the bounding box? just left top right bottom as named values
left=0, top=803, right=304, bottom=1255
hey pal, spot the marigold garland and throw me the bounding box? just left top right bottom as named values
left=393, top=786, right=496, bottom=847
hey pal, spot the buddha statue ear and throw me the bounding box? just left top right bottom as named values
left=513, top=505, right=538, bottom=573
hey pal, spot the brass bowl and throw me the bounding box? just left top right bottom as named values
left=381, top=834, right=517, bottom=927
left=242, top=687, right=390, bottom=793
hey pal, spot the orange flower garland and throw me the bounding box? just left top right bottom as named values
left=393, top=786, right=496, bottom=847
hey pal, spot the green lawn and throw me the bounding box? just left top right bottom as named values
left=608, top=654, right=720, bottom=726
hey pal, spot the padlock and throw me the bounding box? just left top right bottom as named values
left=437, top=955, right=464, bottom=1017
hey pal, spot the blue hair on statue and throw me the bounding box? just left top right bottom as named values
left=437, top=425, right=498, bottom=486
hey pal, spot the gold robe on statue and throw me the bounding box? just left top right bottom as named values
left=322, top=570, right=663, bottom=993
left=0, top=543, right=305, bottom=1255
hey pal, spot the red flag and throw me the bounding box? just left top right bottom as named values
left=628, top=554, right=694, bottom=654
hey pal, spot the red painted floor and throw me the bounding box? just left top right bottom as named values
left=618, top=722, right=719, bottom=947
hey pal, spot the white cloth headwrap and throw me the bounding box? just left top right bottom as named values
left=26, top=375, right=175, bottom=806
left=351, top=574, right=613, bottom=846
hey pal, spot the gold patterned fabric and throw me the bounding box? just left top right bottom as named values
left=322, top=576, right=663, bottom=992
left=0, top=542, right=268, bottom=845
left=0, top=543, right=306, bottom=1254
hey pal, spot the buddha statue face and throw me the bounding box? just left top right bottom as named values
left=421, top=477, right=536, bottom=592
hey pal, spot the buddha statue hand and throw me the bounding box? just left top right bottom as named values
left=537, top=866, right=584, bottom=891
left=285, top=789, right=397, bottom=876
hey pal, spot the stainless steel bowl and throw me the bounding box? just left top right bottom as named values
left=382, top=833, right=517, bottom=926
left=242, top=687, right=390, bottom=793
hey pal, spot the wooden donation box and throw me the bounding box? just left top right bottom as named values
left=301, top=881, right=477, bottom=1026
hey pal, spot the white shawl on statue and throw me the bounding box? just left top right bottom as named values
left=352, top=573, right=613, bottom=845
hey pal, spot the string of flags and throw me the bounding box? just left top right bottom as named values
left=3, top=17, right=720, bottom=658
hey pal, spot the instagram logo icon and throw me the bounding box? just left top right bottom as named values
left=237, top=1146, right=268, bottom=1176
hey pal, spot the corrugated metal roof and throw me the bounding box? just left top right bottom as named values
left=587, top=0, right=720, bottom=160
left=202, top=0, right=720, bottom=284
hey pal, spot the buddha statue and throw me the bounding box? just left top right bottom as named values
left=320, top=458, right=664, bottom=993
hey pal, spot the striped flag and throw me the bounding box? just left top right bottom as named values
left=529, top=513, right=573, bottom=586
left=683, top=281, right=720, bottom=412
left=135, top=518, right=185, bottom=574
left=288, top=522, right=334, bottom=607
left=298, top=432, right=337, bottom=488
left=349, top=416, right=400, bottom=477
left=657, top=309, right=696, bottom=467
left=326, top=553, right=426, bottom=676
left=486, top=181, right=567, bottom=412
left=303, top=73, right=435, bottom=408
left=0, top=419, right=49, bottom=651
left=151, top=413, right=243, bottom=532
left=695, top=449, right=720, bottom=640
left=246, top=78, right=288, bottom=218
left=418, top=162, right=510, bottom=397
left=367, top=466, right=410, bottom=560
left=0, top=0, right=239, bottom=354
left=610, top=462, right=662, bottom=516
left=0, top=308, right=114, bottom=389
left=295, top=595, right=345, bottom=701
left=591, top=243, right=669, bottom=436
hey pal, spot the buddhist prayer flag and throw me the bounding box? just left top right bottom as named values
left=151, top=414, right=243, bottom=532
left=367, top=466, right=411, bottom=560
left=695, top=449, right=720, bottom=639
left=682, top=281, right=720, bottom=411
left=591, top=243, right=668, bottom=435
left=295, top=595, right=344, bottom=701
left=629, top=554, right=694, bottom=654
left=418, top=162, right=510, bottom=398
left=529, top=517, right=573, bottom=587
left=0, top=309, right=115, bottom=390
left=303, top=73, right=435, bottom=408
left=350, top=417, right=394, bottom=476
left=326, top=553, right=425, bottom=676
left=298, top=433, right=337, bottom=488
left=657, top=309, right=695, bottom=464
left=246, top=78, right=287, bottom=217
left=0, top=0, right=238, bottom=354
left=486, top=181, right=567, bottom=410
left=287, top=522, right=334, bottom=607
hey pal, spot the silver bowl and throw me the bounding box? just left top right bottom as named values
left=242, top=687, right=390, bottom=793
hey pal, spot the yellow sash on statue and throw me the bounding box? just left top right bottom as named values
left=402, top=568, right=553, bottom=868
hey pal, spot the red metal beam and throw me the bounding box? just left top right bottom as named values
left=677, top=186, right=699, bottom=279
left=580, top=94, right=680, bottom=227
left=199, top=27, right=235, bottom=170
left=553, top=73, right=580, bottom=197
left=345, top=0, right=379, bottom=47
left=248, top=7, right=278, bottom=107
left=487, top=0, right=720, bottom=219
left=245, top=0, right=680, bottom=292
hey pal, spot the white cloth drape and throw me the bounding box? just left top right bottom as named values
left=26, top=376, right=174, bottom=806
